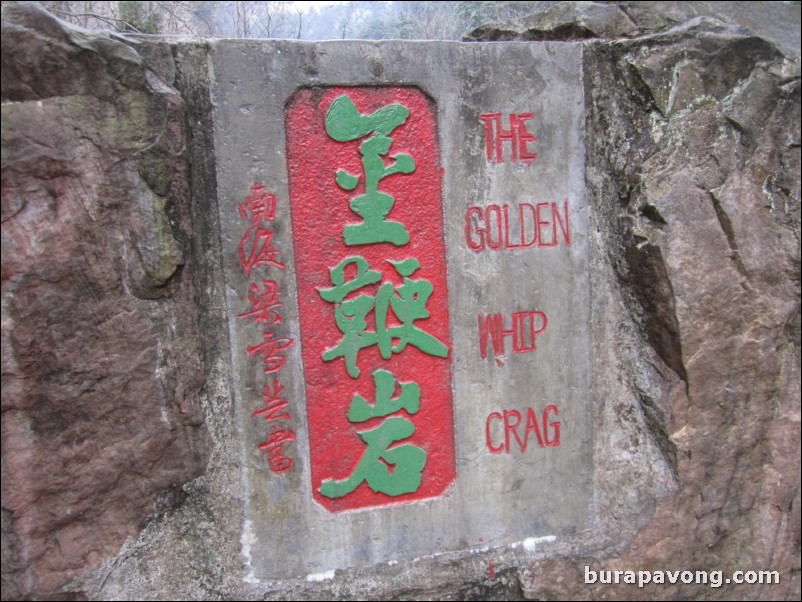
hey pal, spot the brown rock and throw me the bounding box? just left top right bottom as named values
left=1, top=5, right=208, bottom=599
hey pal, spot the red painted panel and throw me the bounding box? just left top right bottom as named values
left=286, top=87, right=455, bottom=512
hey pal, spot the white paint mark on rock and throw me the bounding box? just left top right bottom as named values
left=306, top=570, right=336, bottom=582
left=523, top=535, right=557, bottom=552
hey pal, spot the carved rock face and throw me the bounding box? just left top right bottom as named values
left=2, top=1, right=799, bottom=600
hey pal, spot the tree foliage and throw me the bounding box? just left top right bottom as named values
left=39, top=1, right=218, bottom=36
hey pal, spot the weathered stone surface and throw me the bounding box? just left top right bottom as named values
left=474, top=3, right=802, bottom=601
left=466, top=1, right=639, bottom=41
left=1, top=4, right=209, bottom=599
left=208, top=39, right=591, bottom=578
left=466, top=0, right=801, bottom=57
left=1, top=1, right=799, bottom=600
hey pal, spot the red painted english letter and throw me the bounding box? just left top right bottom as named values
left=465, top=206, right=485, bottom=251
left=543, top=405, right=560, bottom=447
left=516, top=113, right=537, bottom=162
left=486, top=412, right=504, bottom=453
left=479, top=113, right=500, bottom=162
left=503, top=409, right=524, bottom=453
left=525, top=407, right=545, bottom=450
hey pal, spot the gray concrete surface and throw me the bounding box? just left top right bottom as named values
left=210, top=40, right=592, bottom=579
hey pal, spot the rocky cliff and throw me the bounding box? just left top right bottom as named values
left=1, top=5, right=210, bottom=599
left=1, top=2, right=799, bottom=600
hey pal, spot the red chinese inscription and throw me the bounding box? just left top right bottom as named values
left=286, top=87, right=455, bottom=512
left=237, top=183, right=295, bottom=474
left=238, top=184, right=285, bottom=275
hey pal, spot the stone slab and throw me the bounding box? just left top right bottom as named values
left=209, top=40, right=591, bottom=578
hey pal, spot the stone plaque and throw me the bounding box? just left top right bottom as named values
left=211, top=40, right=591, bottom=578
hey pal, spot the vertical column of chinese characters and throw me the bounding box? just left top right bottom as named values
left=237, top=184, right=295, bottom=474
left=317, top=95, right=448, bottom=499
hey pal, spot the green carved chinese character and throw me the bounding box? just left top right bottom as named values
left=347, top=368, right=420, bottom=422
left=320, top=370, right=425, bottom=498
left=319, top=256, right=448, bottom=378
left=326, top=95, right=415, bottom=246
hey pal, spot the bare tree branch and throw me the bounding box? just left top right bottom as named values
left=45, top=6, right=144, bottom=33
left=292, top=0, right=302, bottom=39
